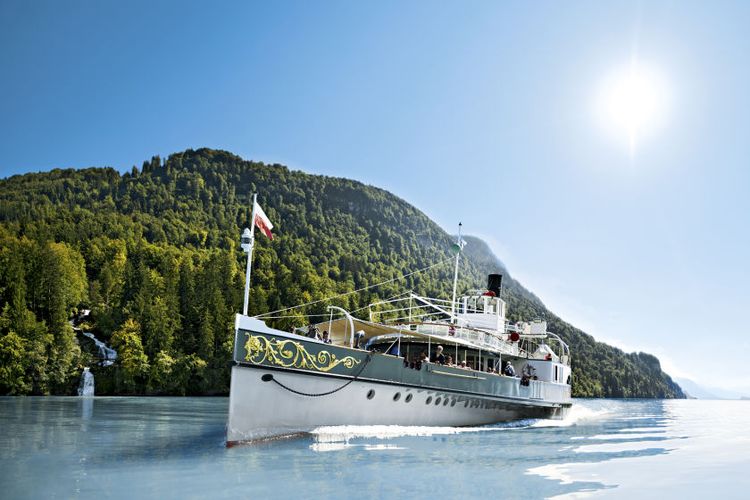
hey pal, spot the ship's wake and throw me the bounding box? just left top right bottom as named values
left=309, top=404, right=610, bottom=451
left=529, top=403, right=611, bottom=428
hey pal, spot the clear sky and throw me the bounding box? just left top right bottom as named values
left=1, top=1, right=748, bottom=392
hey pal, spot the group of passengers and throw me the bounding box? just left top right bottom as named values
left=298, top=326, right=521, bottom=377
left=401, top=345, right=518, bottom=376
left=302, top=324, right=332, bottom=344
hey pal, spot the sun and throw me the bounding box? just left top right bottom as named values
left=596, top=61, right=669, bottom=156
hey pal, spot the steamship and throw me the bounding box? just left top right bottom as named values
left=226, top=268, right=573, bottom=444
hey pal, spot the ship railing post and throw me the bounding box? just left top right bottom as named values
left=327, top=306, right=355, bottom=348
left=328, top=309, right=334, bottom=340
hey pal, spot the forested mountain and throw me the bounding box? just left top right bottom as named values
left=0, top=148, right=683, bottom=398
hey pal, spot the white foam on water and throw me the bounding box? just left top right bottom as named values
left=530, top=404, right=611, bottom=428
left=310, top=404, right=611, bottom=444
left=309, top=442, right=351, bottom=452
left=309, top=425, right=497, bottom=443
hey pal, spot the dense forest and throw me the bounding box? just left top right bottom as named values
left=0, top=148, right=684, bottom=398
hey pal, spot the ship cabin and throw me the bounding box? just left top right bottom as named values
left=302, top=274, right=571, bottom=387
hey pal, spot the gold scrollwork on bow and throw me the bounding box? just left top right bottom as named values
left=244, top=334, right=361, bottom=372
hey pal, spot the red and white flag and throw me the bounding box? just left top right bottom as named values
left=253, top=201, right=274, bottom=240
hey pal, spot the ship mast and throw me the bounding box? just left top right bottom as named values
left=450, top=222, right=463, bottom=323
left=241, top=193, right=258, bottom=316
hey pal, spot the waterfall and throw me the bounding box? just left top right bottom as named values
left=78, top=367, right=94, bottom=396
left=81, top=331, right=117, bottom=366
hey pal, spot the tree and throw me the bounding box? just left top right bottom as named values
left=148, top=350, right=176, bottom=394
left=111, top=319, right=149, bottom=393
left=0, top=331, right=28, bottom=394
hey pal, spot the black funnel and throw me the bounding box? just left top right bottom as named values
left=487, top=274, right=502, bottom=296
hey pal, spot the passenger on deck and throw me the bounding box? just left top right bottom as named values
left=446, top=355, right=454, bottom=366
left=416, top=353, right=426, bottom=370
left=459, top=360, right=468, bottom=369
left=306, top=324, right=319, bottom=339
left=321, top=331, right=332, bottom=344
left=503, top=361, right=516, bottom=377
left=434, top=345, right=445, bottom=365
left=354, top=330, right=365, bottom=349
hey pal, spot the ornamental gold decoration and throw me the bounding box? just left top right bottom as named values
left=244, top=334, right=361, bottom=372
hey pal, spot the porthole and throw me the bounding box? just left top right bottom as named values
left=426, top=396, right=433, bottom=405
left=367, top=389, right=375, bottom=400
left=405, top=394, right=413, bottom=403
left=435, top=397, right=442, bottom=406
left=443, top=398, right=449, bottom=406
left=393, top=392, right=401, bottom=402
left=464, top=401, right=468, bottom=408
left=450, top=399, right=456, bottom=407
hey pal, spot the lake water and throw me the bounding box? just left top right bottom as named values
left=1, top=397, right=748, bottom=499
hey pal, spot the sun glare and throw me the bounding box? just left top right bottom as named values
left=596, top=62, right=669, bottom=156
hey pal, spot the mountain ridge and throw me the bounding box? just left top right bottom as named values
left=0, top=148, right=684, bottom=398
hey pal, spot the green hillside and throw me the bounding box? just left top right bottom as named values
left=0, top=148, right=683, bottom=398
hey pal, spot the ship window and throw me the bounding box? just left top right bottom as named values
left=435, top=397, right=442, bottom=405
left=367, top=389, right=375, bottom=400
left=393, top=392, right=401, bottom=402
left=443, top=398, right=449, bottom=406
left=426, top=396, right=433, bottom=405
left=405, top=394, right=413, bottom=403
left=450, top=399, right=456, bottom=407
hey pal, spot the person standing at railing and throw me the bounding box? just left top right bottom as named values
left=433, top=345, right=445, bottom=365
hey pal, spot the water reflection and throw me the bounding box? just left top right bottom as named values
left=80, top=397, right=94, bottom=420
left=1, top=398, right=749, bottom=499
left=528, top=399, right=750, bottom=498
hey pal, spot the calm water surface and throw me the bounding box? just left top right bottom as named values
left=1, top=397, right=748, bottom=499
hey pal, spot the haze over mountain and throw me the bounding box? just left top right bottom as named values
left=0, top=148, right=683, bottom=398
left=675, top=377, right=748, bottom=400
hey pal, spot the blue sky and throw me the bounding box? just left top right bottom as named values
left=2, top=1, right=748, bottom=392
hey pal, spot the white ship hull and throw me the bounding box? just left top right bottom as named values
left=226, top=364, right=568, bottom=444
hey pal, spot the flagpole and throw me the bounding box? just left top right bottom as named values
left=242, top=193, right=258, bottom=316
left=450, top=222, right=462, bottom=322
